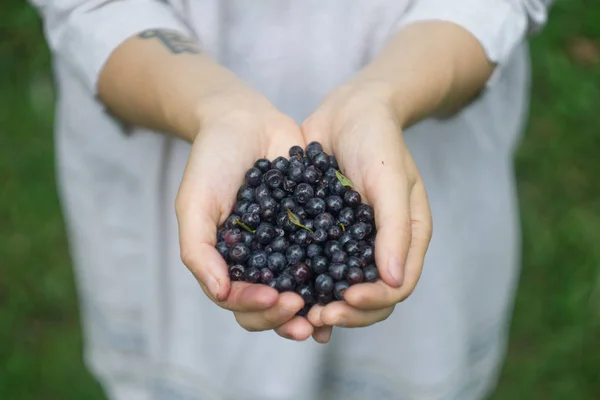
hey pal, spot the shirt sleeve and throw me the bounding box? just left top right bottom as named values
left=396, top=0, right=552, bottom=85
left=29, top=0, right=193, bottom=94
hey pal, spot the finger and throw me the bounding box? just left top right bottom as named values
left=234, top=292, right=304, bottom=331
left=274, top=316, right=315, bottom=341
left=265, top=117, right=307, bottom=159
left=319, top=301, right=395, bottom=328
left=367, top=164, right=413, bottom=288
left=344, top=181, right=432, bottom=309
left=312, top=326, right=333, bottom=344
left=215, top=281, right=278, bottom=312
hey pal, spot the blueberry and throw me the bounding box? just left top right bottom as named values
left=276, top=273, right=296, bottom=292
left=260, top=268, right=275, bottom=284
left=224, top=214, right=240, bottom=229
left=330, top=250, right=348, bottom=264
left=315, top=274, right=334, bottom=294
left=245, top=267, right=261, bottom=283
left=356, top=204, right=375, bottom=223
left=237, top=184, right=255, bottom=203
left=296, top=285, right=315, bottom=305
left=324, top=241, right=343, bottom=257
left=241, top=231, right=254, bottom=248
left=312, top=256, right=329, bottom=274
left=264, top=169, right=284, bottom=189
left=296, top=305, right=311, bottom=317
left=247, top=203, right=261, bottom=215
left=325, top=167, right=338, bottom=177
left=311, top=228, right=328, bottom=243
left=289, top=157, right=306, bottom=171
left=233, top=201, right=250, bottom=215
left=260, top=206, right=277, bottom=222
left=349, top=222, right=369, bottom=241
left=305, top=197, right=326, bottom=216
left=329, top=178, right=348, bottom=196
left=347, top=267, right=364, bottom=285
left=267, top=252, right=287, bottom=272
left=329, top=263, right=348, bottom=281
left=334, top=280, right=350, bottom=300
left=281, top=197, right=296, bottom=211
left=313, top=152, right=330, bottom=171
left=271, top=188, right=286, bottom=201
left=294, top=183, right=314, bottom=205
left=338, top=207, right=355, bottom=226
left=272, top=156, right=290, bottom=172
left=306, top=141, right=323, bottom=160
left=216, top=241, right=229, bottom=260
left=274, top=227, right=285, bottom=237
left=347, top=256, right=364, bottom=270
left=286, top=244, right=305, bottom=264
left=266, top=279, right=278, bottom=289
left=343, top=190, right=362, bottom=207
left=315, top=186, right=328, bottom=199
left=329, top=155, right=339, bottom=170
left=254, top=158, right=272, bottom=173
left=295, top=207, right=308, bottom=220
left=304, top=220, right=315, bottom=231
left=293, top=229, right=311, bottom=246
left=338, top=231, right=353, bottom=246
left=317, top=292, right=334, bottom=305
left=271, top=236, right=289, bottom=253
left=245, top=167, right=263, bottom=187
left=229, top=264, right=245, bottom=281
left=291, top=263, right=311, bottom=284
left=306, top=243, right=323, bottom=259
left=241, top=212, right=260, bottom=229
left=360, top=246, right=375, bottom=264
left=260, top=196, right=279, bottom=211
left=283, top=177, right=297, bottom=193
left=288, top=166, right=304, bottom=182
left=217, top=229, right=226, bottom=242
left=248, top=250, right=268, bottom=269
left=254, top=185, right=271, bottom=203
left=363, top=265, right=379, bottom=282
left=314, top=213, right=335, bottom=230
left=325, top=196, right=344, bottom=214
left=223, top=228, right=243, bottom=247
left=229, top=243, right=251, bottom=263
left=344, top=240, right=360, bottom=256
left=302, top=166, right=321, bottom=184
left=327, top=225, right=342, bottom=240
left=255, top=223, right=275, bottom=244
left=289, top=145, right=304, bottom=158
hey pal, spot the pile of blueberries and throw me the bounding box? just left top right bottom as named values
left=215, top=142, right=378, bottom=315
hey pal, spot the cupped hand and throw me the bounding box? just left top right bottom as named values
left=175, top=91, right=313, bottom=341
left=302, top=83, right=433, bottom=333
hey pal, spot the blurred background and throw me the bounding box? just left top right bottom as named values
left=1, top=1, right=599, bottom=399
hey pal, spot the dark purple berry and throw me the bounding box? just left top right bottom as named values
left=274, top=226, right=285, bottom=237
left=271, top=188, right=286, bottom=201
left=241, top=212, right=260, bottom=229
left=296, top=285, right=315, bottom=306
left=283, top=178, right=297, bottom=192
left=229, top=264, right=245, bottom=281
left=343, top=190, right=361, bottom=207
left=330, top=250, right=348, bottom=264
left=302, top=166, right=321, bottom=184
left=294, top=183, right=314, bottom=205
left=216, top=241, right=229, bottom=260
left=329, top=156, right=339, bottom=170
left=224, top=214, right=240, bottom=229
left=311, top=229, right=328, bottom=243
left=344, top=240, right=361, bottom=256
left=334, top=280, right=350, bottom=300
left=356, top=204, right=375, bottom=222
left=233, top=201, right=250, bottom=215
left=245, top=203, right=260, bottom=215
left=295, top=207, right=308, bottom=220
left=327, top=225, right=342, bottom=240
left=217, top=229, right=226, bottom=242
left=267, top=252, right=286, bottom=272
left=305, top=197, right=326, bottom=216
left=266, top=279, right=278, bottom=289
left=255, top=223, right=275, bottom=244
left=291, top=263, right=311, bottom=284
left=229, top=243, right=251, bottom=263
left=276, top=273, right=296, bottom=292
left=315, top=186, right=328, bottom=199
left=304, top=220, right=315, bottom=231
left=349, top=222, right=369, bottom=241
left=306, top=141, right=323, bottom=160
left=271, top=236, right=289, bottom=253
left=312, top=256, right=329, bottom=274
left=324, top=241, right=343, bottom=257
left=314, top=213, right=335, bottom=230
left=248, top=251, right=268, bottom=269
left=223, top=228, right=243, bottom=247
left=288, top=166, right=303, bottom=182
left=296, top=305, right=311, bottom=317
left=313, top=152, right=330, bottom=171
left=260, top=196, right=278, bottom=211
left=260, top=268, right=275, bottom=284
left=315, top=274, right=334, bottom=294
left=360, top=246, right=375, bottom=264
left=260, top=206, right=277, bottom=222
left=293, top=229, right=311, bottom=246
left=254, top=158, right=271, bottom=173
left=329, top=263, right=348, bottom=281
left=364, top=265, right=379, bottom=282
left=272, top=156, right=290, bottom=172
left=306, top=243, right=322, bottom=259
left=317, top=292, right=334, bottom=305
left=289, top=145, right=304, bottom=158
left=241, top=231, right=254, bottom=247
left=325, top=196, right=343, bottom=214
left=347, top=256, right=364, bottom=270
left=347, top=267, right=364, bottom=285
left=237, top=184, right=255, bottom=203
left=329, top=178, right=348, bottom=196
left=286, top=244, right=305, bottom=264
left=245, top=267, right=261, bottom=283
left=325, top=167, right=338, bottom=177
left=254, top=185, right=271, bottom=202
left=264, top=169, right=284, bottom=189
left=245, top=167, right=263, bottom=187
left=338, top=231, right=353, bottom=246
left=338, top=207, right=355, bottom=226
left=281, top=197, right=296, bottom=211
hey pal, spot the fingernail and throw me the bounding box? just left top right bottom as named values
left=313, top=307, right=324, bottom=327
left=206, top=274, right=222, bottom=300
left=387, top=256, right=404, bottom=287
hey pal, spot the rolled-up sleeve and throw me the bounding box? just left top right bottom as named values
left=396, top=0, right=552, bottom=85
left=30, top=0, right=192, bottom=94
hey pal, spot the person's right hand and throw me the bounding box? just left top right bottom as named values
left=175, top=87, right=314, bottom=341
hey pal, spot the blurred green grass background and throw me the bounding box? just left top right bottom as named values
left=1, top=1, right=599, bottom=399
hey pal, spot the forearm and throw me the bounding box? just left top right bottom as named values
left=98, top=30, right=258, bottom=142
left=351, top=21, right=495, bottom=128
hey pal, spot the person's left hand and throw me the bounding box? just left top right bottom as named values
left=301, top=82, right=433, bottom=339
